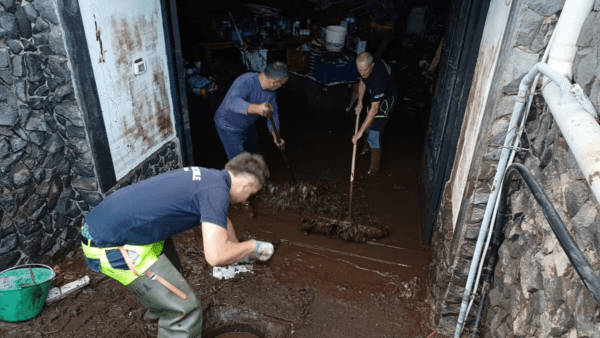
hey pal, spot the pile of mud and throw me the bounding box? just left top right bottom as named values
left=256, top=180, right=389, bottom=243
left=258, top=180, right=339, bottom=212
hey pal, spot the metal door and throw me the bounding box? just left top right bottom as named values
left=422, top=0, right=492, bottom=244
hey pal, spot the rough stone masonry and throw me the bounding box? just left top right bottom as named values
left=0, top=0, right=182, bottom=272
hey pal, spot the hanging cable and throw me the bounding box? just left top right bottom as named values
left=468, top=163, right=600, bottom=337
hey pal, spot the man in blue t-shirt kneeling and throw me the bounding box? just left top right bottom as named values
left=81, top=153, right=274, bottom=338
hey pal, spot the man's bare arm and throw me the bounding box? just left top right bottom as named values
left=201, top=220, right=254, bottom=266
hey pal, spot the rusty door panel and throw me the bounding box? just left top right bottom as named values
left=79, top=1, right=177, bottom=181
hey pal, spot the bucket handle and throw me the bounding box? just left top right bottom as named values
left=28, top=267, right=36, bottom=285
left=0, top=264, right=56, bottom=283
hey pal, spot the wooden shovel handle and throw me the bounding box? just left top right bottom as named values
left=348, top=99, right=361, bottom=220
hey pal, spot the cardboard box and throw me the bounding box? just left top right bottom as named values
left=287, top=48, right=310, bottom=74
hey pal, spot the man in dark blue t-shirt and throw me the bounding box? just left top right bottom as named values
left=81, top=153, right=274, bottom=338
left=351, top=52, right=397, bottom=175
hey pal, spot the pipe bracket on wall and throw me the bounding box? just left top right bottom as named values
left=511, top=95, right=528, bottom=103
left=568, top=84, right=599, bottom=119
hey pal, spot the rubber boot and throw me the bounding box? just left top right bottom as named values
left=141, top=237, right=183, bottom=322
left=162, top=237, right=182, bottom=273
left=360, top=141, right=370, bottom=155
left=368, top=148, right=382, bottom=175
left=126, top=254, right=202, bottom=338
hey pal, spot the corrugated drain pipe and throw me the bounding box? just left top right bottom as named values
left=468, top=163, right=600, bottom=337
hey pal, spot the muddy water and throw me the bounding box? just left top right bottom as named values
left=238, top=109, right=433, bottom=337
left=228, top=104, right=431, bottom=302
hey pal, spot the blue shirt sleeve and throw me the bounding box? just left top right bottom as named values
left=226, top=77, right=252, bottom=115
left=197, top=186, right=229, bottom=229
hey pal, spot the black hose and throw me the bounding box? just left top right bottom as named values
left=469, top=282, right=487, bottom=338
left=470, top=163, right=600, bottom=334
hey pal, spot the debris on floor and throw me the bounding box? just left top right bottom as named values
left=46, top=275, right=90, bottom=304
left=212, top=264, right=253, bottom=280
left=256, top=180, right=388, bottom=242
left=258, top=180, right=339, bottom=211
left=299, top=213, right=388, bottom=243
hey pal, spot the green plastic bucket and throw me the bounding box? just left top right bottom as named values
left=0, top=264, right=55, bottom=322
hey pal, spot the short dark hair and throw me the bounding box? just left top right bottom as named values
left=264, top=61, right=289, bottom=81
left=225, top=153, right=270, bottom=187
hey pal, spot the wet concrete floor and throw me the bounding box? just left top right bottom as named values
left=0, top=59, right=436, bottom=337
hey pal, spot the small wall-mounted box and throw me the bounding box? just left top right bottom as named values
left=133, top=58, right=147, bottom=75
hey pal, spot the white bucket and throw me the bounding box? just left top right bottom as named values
left=325, top=25, right=347, bottom=52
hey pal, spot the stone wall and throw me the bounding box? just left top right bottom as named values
left=0, top=0, right=182, bottom=272
left=429, top=0, right=600, bottom=336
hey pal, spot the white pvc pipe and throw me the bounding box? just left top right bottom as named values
left=546, top=0, right=594, bottom=79
left=544, top=0, right=600, bottom=203
left=543, top=83, right=600, bottom=201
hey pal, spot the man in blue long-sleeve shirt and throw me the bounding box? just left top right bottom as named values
left=214, top=61, right=289, bottom=160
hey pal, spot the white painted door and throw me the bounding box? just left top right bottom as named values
left=78, top=0, right=176, bottom=180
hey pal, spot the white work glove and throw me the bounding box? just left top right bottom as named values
left=248, top=239, right=274, bottom=261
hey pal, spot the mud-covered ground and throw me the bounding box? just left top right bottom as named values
left=0, top=52, right=438, bottom=337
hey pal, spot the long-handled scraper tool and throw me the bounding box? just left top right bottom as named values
left=265, top=103, right=296, bottom=182
left=296, top=97, right=389, bottom=242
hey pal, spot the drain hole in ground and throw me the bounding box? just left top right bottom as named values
left=204, top=324, right=264, bottom=338
left=215, top=333, right=259, bottom=338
